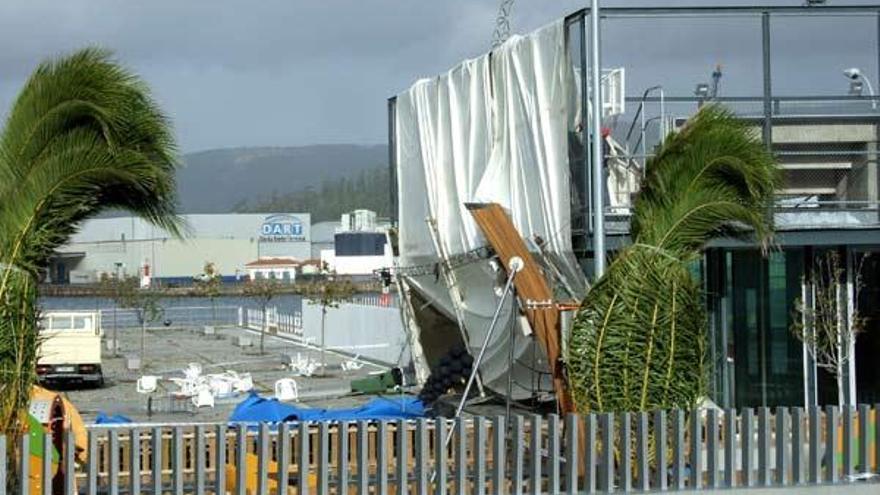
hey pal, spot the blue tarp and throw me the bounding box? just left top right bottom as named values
left=95, top=412, right=133, bottom=424
left=229, top=392, right=425, bottom=423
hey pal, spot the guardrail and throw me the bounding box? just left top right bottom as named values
left=3, top=405, right=878, bottom=494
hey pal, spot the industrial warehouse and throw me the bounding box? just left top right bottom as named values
left=45, top=210, right=392, bottom=284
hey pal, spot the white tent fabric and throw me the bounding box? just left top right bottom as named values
left=395, top=20, right=576, bottom=268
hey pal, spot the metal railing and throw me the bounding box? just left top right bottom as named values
left=4, top=405, right=878, bottom=494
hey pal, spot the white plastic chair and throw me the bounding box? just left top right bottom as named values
left=184, top=363, right=202, bottom=380
left=274, top=378, right=299, bottom=401
left=192, top=386, right=215, bottom=408
left=341, top=356, right=364, bottom=372
left=168, top=377, right=197, bottom=397
left=232, top=372, right=254, bottom=393
left=136, top=375, right=159, bottom=394
left=207, top=375, right=234, bottom=398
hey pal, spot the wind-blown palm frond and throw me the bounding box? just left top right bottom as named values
left=567, top=104, right=778, bottom=413
left=0, top=48, right=182, bottom=447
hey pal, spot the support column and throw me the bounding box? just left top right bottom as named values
left=761, top=12, right=773, bottom=151
left=590, top=0, right=606, bottom=277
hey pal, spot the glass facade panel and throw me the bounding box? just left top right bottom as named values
left=719, top=248, right=805, bottom=408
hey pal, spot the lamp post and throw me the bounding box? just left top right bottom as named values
left=844, top=67, right=877, bottom=110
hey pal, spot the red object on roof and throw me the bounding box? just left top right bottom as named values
left=245, top=257, right=300, bottom=267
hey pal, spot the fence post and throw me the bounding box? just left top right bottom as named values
left=475, top=418, right=486, bottom=495
left=64, top=429, right=75, bottom=495
left=742, top=408, right=753, bottom=487
left=41, top=433, right=51, bottom=495
left=416, top=419, right=429, bottom=495
left=494, top=416, right=507, bottom=495
left=547, top=415, right=560, bottom=495
left=236, top=427, right=247, bottom=495
left=690, top=408, right=703, bottom=489
left=455, top=419, right=467, bottom=495
left=775, top=407, right=789, bottom=486
left=706, top=409, right=719, bottom=488
left=619, top=413, right=631, bottom=493
left=435, top=420, right=448, bottom=495
left=19, top=429, right=29, bottom=495
left=723, top=409, right=736, bottom=488
left=299, top=422, right=311, bottom=495
left=809, top=406, right=820, bottom=484
left=857, top=404, right=869, bottom=475
left=825, top=406, right=838, bottom=483
left=791, top=408, right=804, bottom=485
left=654, top=410, right=667, bottom=491
left=317, top=422, right=329, bottom=495
left=258, top=424, right=270, bottom=495
left=876, top=403, right=880, bottom=475
left=377, top=422, right=388, bottom=495
left=357, top=421, right=369, bottom=495
left=130, top=428, right=142, bottom=495
left=636, top=412, right=649, bottom=491
left=512, top=416, right=524, bottom=495
left=397, top=419, right=409, bottom=495
left=599, top=413, right=614, bottom=493
left=529, top=415, right=542, bottom=495
left=337, top=421, right=350, bottom=495
left=216, top=425, right=227, bottom=495
left=584, top=414, right=597, bottom=494
left=843, top=405, right=854, bottom=479
left=172, top=427, right=183, bottom=495
left=151, top=427, right=161, bottom=495
left=673, top=409, right=686, bottom=490
left=563, top=415, right=577, bottom=495
left=0, top=436, right=6, bottom=495
left=277, top=423, right=291, bottom=495
left=758, top=407, right=771, bottom=486
left=109, top=429, right=119, bottom=495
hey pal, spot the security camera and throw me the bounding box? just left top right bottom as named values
left=844, top=68, right=862, bottom=80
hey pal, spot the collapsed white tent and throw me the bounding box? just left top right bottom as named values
left=392, top=20, right=589, bottom=397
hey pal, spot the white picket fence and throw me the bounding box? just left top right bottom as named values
left=240, top=307, right=304, bottom=338
left=239, top=303, right=407, bottom=366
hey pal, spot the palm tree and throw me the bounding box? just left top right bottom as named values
left=567, top=105, right=779, bottom=413
left=0, top=49, right=182, bottom=441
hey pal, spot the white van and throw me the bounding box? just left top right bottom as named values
left=37, top=311, right=104, bottom=387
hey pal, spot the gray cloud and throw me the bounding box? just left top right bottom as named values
left=0, top=0, right=877, bottom=151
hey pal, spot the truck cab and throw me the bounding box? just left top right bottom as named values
left=37, top=311, right=104, bottom=387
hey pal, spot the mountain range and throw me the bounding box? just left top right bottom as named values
left=177, top=144, right=388, bottom=215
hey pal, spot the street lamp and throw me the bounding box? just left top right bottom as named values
left=843, top=67, right=877, bottom=110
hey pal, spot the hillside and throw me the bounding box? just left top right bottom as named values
left=177, top=144, right=388, bottom=214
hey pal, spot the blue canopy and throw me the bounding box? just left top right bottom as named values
left=95, top=412, right=133, bottom=424
left=229, top=392, right=425, bottom=423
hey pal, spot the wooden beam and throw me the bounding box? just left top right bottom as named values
left=467, top=202, right=575, bottom=414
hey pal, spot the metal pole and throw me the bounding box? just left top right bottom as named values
left=762, top=12, right=773, bottom=151
left=590, top=0, right=606, bottom=277
left=430, top=257, right=523, bottom=483
left=452, top=257, right=523, bottom=418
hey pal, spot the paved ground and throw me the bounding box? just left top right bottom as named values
left=47, top=325, right=393, bottom=424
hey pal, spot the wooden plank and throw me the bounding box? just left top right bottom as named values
left=467, top=202, right=573, bottom=413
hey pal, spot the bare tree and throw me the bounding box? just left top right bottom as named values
left=304, top=269, right=356, bottom=375
left=243, top=277, right=280, bottom=354
left=791, top=251, right=867, bottom=407
left=194, top=261, right=222, bottom=325
left=116, top=276, right=164, bottom=366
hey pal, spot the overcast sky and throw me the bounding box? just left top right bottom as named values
left=0, top=0, right=877, bottom=152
